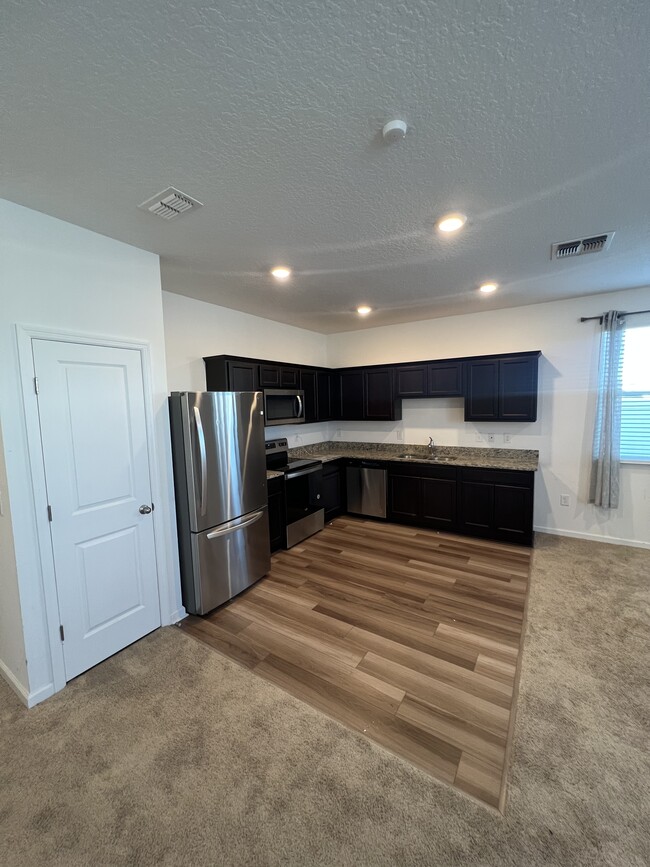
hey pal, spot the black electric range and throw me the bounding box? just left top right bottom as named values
left=265, top=439, right=324, bottom=546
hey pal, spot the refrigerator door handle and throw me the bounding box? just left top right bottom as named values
left=206, top=509, right=265, bottom=540
left=193, top=405, right=208, bottom=517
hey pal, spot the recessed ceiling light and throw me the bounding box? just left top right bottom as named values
left=436, top=213, right=467, bottom=233
left=270, top=266, right=292, bottom=281
left=357, top=305, right=372, bottom=316
left=479, top=282, right=498, bottom=294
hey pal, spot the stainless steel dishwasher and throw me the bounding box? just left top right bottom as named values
left=346, top=460, right=387, bottom=518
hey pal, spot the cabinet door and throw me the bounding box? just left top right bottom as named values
left=388, top=474, right=421, bottom=523
left=364, top=368, right=396, bottom=420
left=340, top=370, right=365, bottom=420
left=499, top=356, right=538, bottom=421
left=428, top=361, right=464, bottom=397
left=394, top=365, right=428, bottom=398
left=421, top=477, right=457, bottom=530
left=300, top=370, right=318, bottom=423
left=228, top=361, right=259, bottom=391
left=280, top=367, right=300, bottom=388
left=317, top=371, right=333, bottom=421
left=458, top=480, right=494, bottom=537
left=322, top=463, right=344, bottom=521
left=494, top=481, right=534, bottom=544
left=259, top=364, right=281, bottom=388
left=464, top=360, right=499, bottom=421
left=267, top=479, right=286, bottom=552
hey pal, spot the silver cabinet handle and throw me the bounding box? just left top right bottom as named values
left=206, top=510, right=265, bottom=540
left=193, top=405, right=208, bottom=517
left=285, top=465, right=322, bottom=480
left=139, top=504, right=152, bottom=514
left=296, top=394, right=303, bottom=418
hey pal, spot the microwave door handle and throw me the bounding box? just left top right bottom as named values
left=285, top=465, right=321, bottom=480
left=296, top=394, right=303, bottom=418
left=206, top=510, right=264, bottom=539
left=193, top=405, right=208, bottom=517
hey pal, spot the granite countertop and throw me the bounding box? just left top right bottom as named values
left=266, top=469, right=284, bottom=480
left=287, top=440, right=539, bottom=472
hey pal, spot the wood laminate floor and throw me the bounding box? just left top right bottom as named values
left=182, top=517, right=532, bottom=810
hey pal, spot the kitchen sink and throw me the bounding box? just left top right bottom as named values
left=397, top=453, right=459, bottom=463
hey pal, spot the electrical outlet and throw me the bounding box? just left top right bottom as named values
left=487, top=434, right=495, bottom=444
left=396, top=429, right=404, bottom=441
left=475, top=433, right=483, bottom=442
left=503, top=433, right=512, bottom=443
left=335, top=428, right=342, bottom=439
left=560, top=495, right=570, bottom=507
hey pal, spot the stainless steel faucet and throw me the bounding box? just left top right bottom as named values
left=428, top=436, right=435, bottom=454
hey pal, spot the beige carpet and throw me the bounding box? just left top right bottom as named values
left=1, top=533, right=648, bottom=866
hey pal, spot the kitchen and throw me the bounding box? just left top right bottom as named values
left=1, top=1, right=649, bottom=864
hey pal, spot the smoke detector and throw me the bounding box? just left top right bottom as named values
left=138, top=187, right=203, bottom=220
left=551, top=232, right=614, bottom=260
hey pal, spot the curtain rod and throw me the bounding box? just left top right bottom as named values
left=580, top=308, right=650, bottom=323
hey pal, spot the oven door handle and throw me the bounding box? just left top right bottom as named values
left=285, top=465, right=322, bottom=481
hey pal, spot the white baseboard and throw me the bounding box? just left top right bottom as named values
left=534, top=525, right=650, bottom=550
left=0, top=658, right=30, bottom=706
left=26, top=681, right=55, bottom=707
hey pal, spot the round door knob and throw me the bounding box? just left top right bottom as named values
left=139, top=504, right=152, bottom=514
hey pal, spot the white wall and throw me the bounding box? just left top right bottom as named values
left=0, top=417, right=27, bottom=697
left=328, top=287, right=650, bottom=547
left=162, top=291, right=331, bottom=445
left=0, top=199, right=182, bottom=704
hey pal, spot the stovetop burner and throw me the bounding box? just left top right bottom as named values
left=265, top=438, right=322, bottom=475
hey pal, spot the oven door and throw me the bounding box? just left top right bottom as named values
left=284, top=465, right=324, bottom=546
left=263, top=389, right=305, bottom=425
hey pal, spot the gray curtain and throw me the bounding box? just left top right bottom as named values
left=589, top=310, right=626, bottom=508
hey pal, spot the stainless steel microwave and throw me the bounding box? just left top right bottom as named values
left=263, top=389, right=305, bottom=426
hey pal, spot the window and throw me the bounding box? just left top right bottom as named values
left=620, top=323, right=650, bottom=462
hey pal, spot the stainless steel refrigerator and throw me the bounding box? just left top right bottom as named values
left=169, top=391, right=271, bottom=615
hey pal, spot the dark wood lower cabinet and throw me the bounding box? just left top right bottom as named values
left=271, top=459, right=534, bottom=548
left=322, top=460, right=345, bottom=521
left=458, top=468, right=534, bottom=546
left=267, top=476, right=286, bottom=553
left=388, top=464, right=458, bottom=531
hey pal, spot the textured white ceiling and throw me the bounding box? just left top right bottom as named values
left=2, top=0, right=649, bottom=332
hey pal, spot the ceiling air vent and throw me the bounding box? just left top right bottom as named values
left=551, top=232, right=614, bottom=260
left=138, top=187, right=203, bottom=220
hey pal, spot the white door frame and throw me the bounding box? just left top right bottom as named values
left=16, top=324, right=182, bottom=696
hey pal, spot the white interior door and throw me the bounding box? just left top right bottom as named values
left=33, top=339, right=161, bottom=680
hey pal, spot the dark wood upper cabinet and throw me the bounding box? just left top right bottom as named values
left=464, top=359, right=500, bottom=420
left=498, top=356, right=539, bottom=421
left=428, top=361, right=464, bottom=397
left=259, top=364, right=300, bottom=389
left=339, top=369, right=365, bottom=420
left=204, top=357, right=259, bottom=391
left=259, top=364, right=282, bottom=388
left=280, top=367, right=300, bottom=388
left=394, top=365, right=428, bottom=398
left=317, top=371, right=333, bottom=421
left=464, top=353, right=539, bottom=422
left=300, top=369, right=318, bottom=423
left=364, top=367, right=401, bottom=420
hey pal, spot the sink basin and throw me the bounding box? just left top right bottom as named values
left=397, top=453, right=459, bottom=463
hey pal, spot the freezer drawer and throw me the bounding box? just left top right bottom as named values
left=186, top=507, right=271, bottom=614
left=346, top=465, right=387, bottom=518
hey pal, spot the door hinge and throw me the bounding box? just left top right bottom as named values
left=33, top=376, right=39, bottom=395
left=47, top=504, right=53, bottom=522
left=59, top=625, right=65, bottom=642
